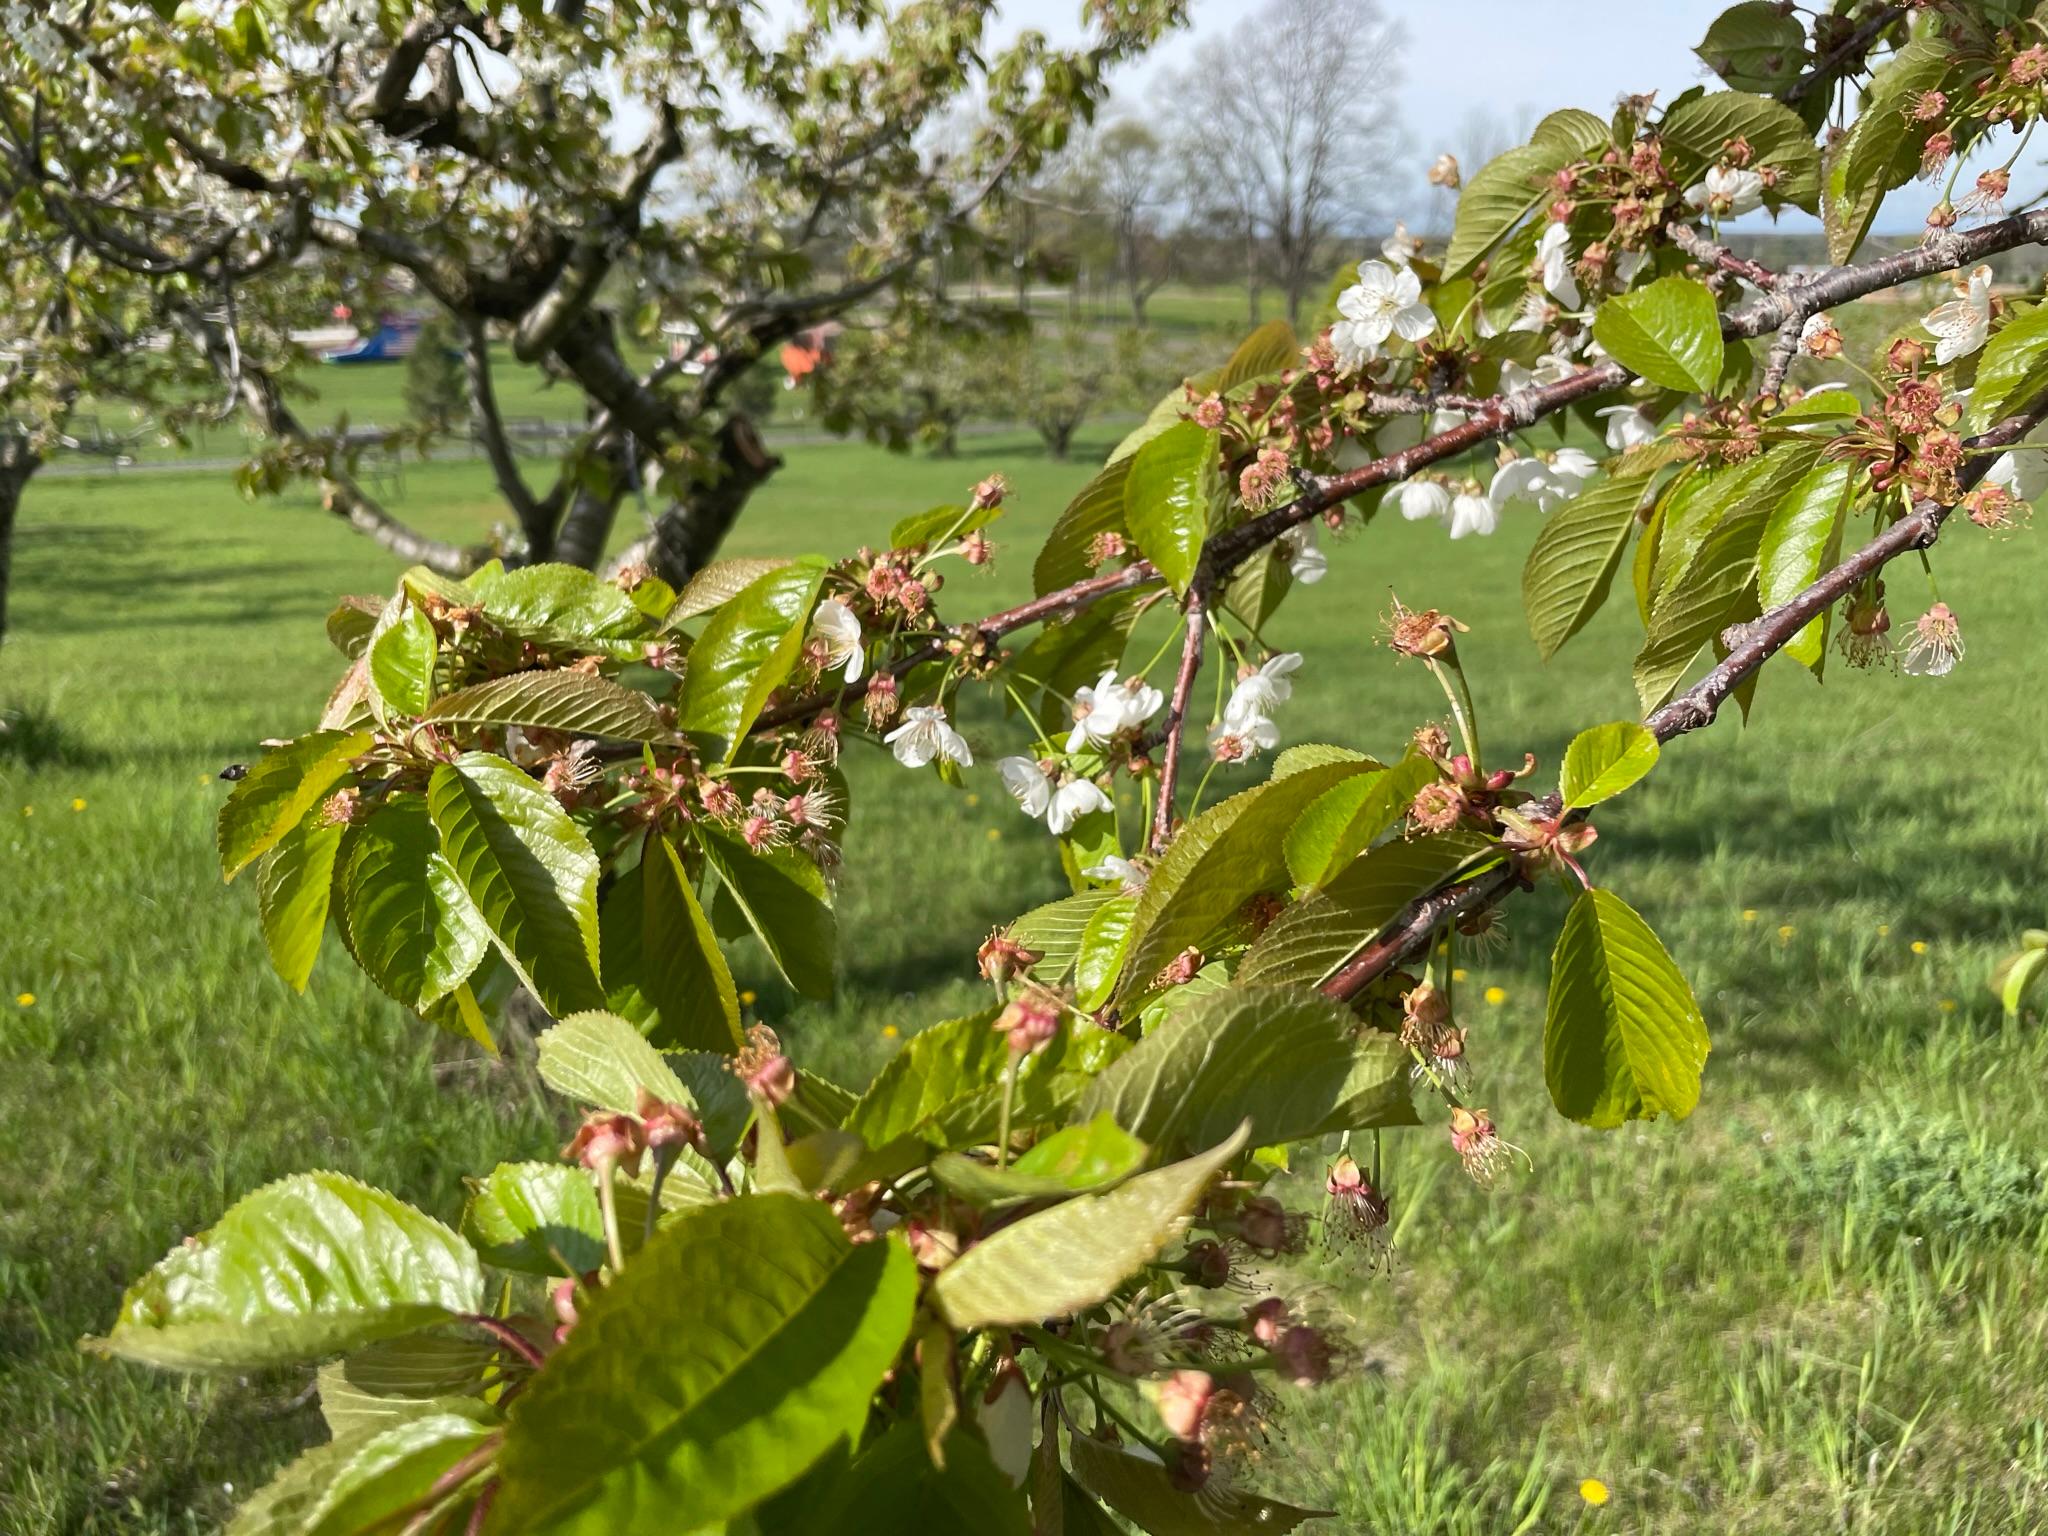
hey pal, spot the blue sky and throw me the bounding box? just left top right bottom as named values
left=998, top=0, right=1965, bottom=235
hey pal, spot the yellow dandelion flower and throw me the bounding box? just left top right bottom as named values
left=70, top=798, right=87, bottom=812
left=1451, top=968, right=1469, bottom=982
left=985, top=827, right=1002, bottom=841
left=1777, top=924, right=1795, bottom=942
left=1483, top=986, right=1507, bottom=1006
left=1911, top=940, right=1929, bottom=955
left=198, top=773, right=212, bottom=785
left=1938, top=998, right=1957, bottom=1013
left=1580, top=1477, right=1610, bottom=1506
left=882, top=1024, right=899, bottom=1039
left=965, top=793, right=980, bottom=808
left=15, top=993, right=34, bottom=1008
left=20, top=805, right=31, bottom=817
left=739, top=989, right=757, bottom=1007
left=1741, top=909, right=1758, bottom=923
left=1877, top=923, right=1892, bottom=937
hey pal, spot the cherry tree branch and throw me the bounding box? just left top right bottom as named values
left=1663, top=221, right=1778, bottom=288
left=1151, top=590, right=1208, bottom=852
left=1316, top=391, right=2048, bottom=1005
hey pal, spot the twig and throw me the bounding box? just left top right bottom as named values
left=1151, top=589, right=1208, bottom=852
left=1784, top=6, right=1907, bottom=105
left=1663, top=220, right=1779, bottom=289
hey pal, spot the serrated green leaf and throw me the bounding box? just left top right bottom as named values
left=421, top=669, right=673, bottom=741
left=1967, top=299, right=2048, bottom=432
left=1561, top=722, right=1661, bottom=809
left=88, top=1173, right=482, bottom=1370
left=931, top=1124, right=1249, bottom=1329
left=1074, top=894, right=1138, bottom=1009
left=675, top=561, right=825, bottom=762
left=1661, top=88, right=1820, bottom=210
left=428, top=752, right=604, bottom=1017
left=1523, top=469, right=1656, bottom=661
left=334, top=797, right=490, bottom=1012
left=1695, top=5, right=1811, bottom=95
left=492, top=1195, right=917, bottom=1532
left=1215, top=320, right=1300, bottom=392
left=890, top=503, right=997, bottom=551
left=1077, top=985, right=1415, bottom=1156
left=1544, top=887, right=1710, bottom=1127
left=668, top=557, right=793, bottom=624
left=767, top=1416, right=1031, bottom=1536
left=1238, top=831, right=1495, bottom=988
left=1594, top=277, right=1724, bottom=394
left=217, top=729, right=370, bottom=881
left=1998, top=946, right=2048, bottom=1017
left=257, top=814, right=341, bottom=993
left=1757, top=457, right=1855, bottom=670
left=467, top=562, right=654, bottom=656
left=1006, top=889, right=1119, bottom=981
left=1281, top=752, right=1421, bottom=888
left=1445, top=110, right=1609, bottom=278
left=1067, top=1434, right=1326, bottom=1536
left=537, top=1008, right=691, bottom=1111
left=316, top=1335, right=499, bottom=1438
left=1124, top=420, right=1214, bottom=596
left=641, top=834, right=744, bottom=1052
left=1824, top=37, right=1956, bottom=262
left=1035, top=456, right=1133, bottom=596
left=1119, top=758, right=1374, bottom=1000
left=367, top=602, right=439, bottom=720
left=696, top=826, right=836, bottom=1001
left=460, top=1162, right=605, bottom=1276
left=930, top=1114, right=1150, bottom=1208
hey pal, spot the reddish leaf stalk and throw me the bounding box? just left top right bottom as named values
left=1151, top=588, right=1208, bottom=853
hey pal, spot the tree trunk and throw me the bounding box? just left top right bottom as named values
left=1244, top=225, right=1262, bottom=326
left=552, top=437, right=632, bottom=569
left=1048, top=422, right=1074, bottom=461
left=619, top=414, right=781, bottom=588
left=0, top=433, right=39, bottom=660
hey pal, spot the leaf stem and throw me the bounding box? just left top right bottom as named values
left=996, top=1051, right=1020, bottom=1168
left=597, top=1164, right=627, bottom=1274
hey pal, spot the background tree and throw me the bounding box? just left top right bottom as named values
left=1, top=1, right=1184, bottom=586
left=403, top=313, right=467, bottom=436
left=1000, top=317, right=1151, bottom=459
left=1168, top=0, right=1403, bottom=323
left=1086, top=118, right=1179, bottom=326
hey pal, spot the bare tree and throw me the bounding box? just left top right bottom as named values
left=1086, top=119, right=1178, bottom=326
left=1169, top=0, right=1404, bottom=325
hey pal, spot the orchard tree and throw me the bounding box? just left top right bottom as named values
left=87, top=3, right=2048, bottom=1531
left=1087, top=117, right=1179, bottom=325
left=0, top=1, right=1182, bottom=586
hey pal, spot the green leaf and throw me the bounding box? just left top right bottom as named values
left=217, top=729, right=370, bottom=881
left=1010, top=591, right=1144, bottom=724
left=1216, top=320, right=1300, bottom=391
left=1444, top=109, right=1609, bottom=278
left=226, top=1414, right=495, bottom=1536
left=674, top=561, right=825, bottom=762
left=1034, top=456, right=1133, bottom=596
left=1522, top=469, right=1657, bottom=661
left=697, top=826, right=836, bottom=1001
left=428, top=752, right=604, bottom=1017
left=1967, top=299, right=2048, bottom=432
left=316, top=1335, right=499, bottom=1438
left=1824, top=37, right=1956, bottom=262
left=1757, top=457, right=1855, bottom=670
left=890, top=503, right=997, bottom=551
left=88, top=1173, right=482, bottom=1370
left=1238, top=832, right=1495, bottom=988
left=1998, top=946, right=2048, bottom=1017
left=536, top=1009, right=691, bottom=1111
left=1067, top=1434, right=1326, bottom=1536
left=1118, top=758, right=1376, bottom=1000
left=931, top=1124, right=1249, bottom=1329
left=257, top=815, right=342, bottom=992
left=324, top=596, right=383, bottom=660
left=334, top=797, right=491, bottom=1012
left=1123, top=420, right=1215, bottom=597
left=1561, top=722, right=1661, bottom=810
left=641, top=834, right=745, bottom=1052
left=466, top=562, right=654, bottom=655
left=763, top=1417, right=1031, bottom=1536
left=367, top=602, right=439, bottom=720
left=1544, top=888, right=1711, bottom=1127
left=1282, top=753, right=1427, bottom=889
left=1074, top=894, right=1138, bottom=1010
left=930, top=1114, right=1150, bottom=1208
left=1695, top=6, right=1810, bottom=95
left=1593, top=277, right=1725, bottom=394
left=1005, top=889, right=1118, bottom=981
left=1077, top=985, right=1415, bottom=1156
left=422, top=669, right=673, bottom=741
left=460, top=1162, right=605, bottom=1277
left=669, top=557, right=792, bottom=624
left=492, top=1195, right=917, bottom=1532
left=1661, top=89, right=1821, bottom=210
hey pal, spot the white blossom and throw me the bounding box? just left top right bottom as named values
left=1280, top=523, right=1328, bottom=583
left=1923, top=264, right=1993, bottom=365
left=1208, top=711, right=1281, bottom=762
left=1045, top=778, right=1115, bottom=835
left=1330, top=260, right=1436, bottom=371
left=1597, top=405, right=1657, bottom=451
left=1449, top=486, right=1500, bottom=540
left=1083, top=854, right=1146, bottom=891
left=1394, top=479, right=1453, bottom=524
left=1489, top=449, right=1598, bottom=516
left=1684, top=165, right=1765, bottom=217
left=807, top=598, right=865, bottom=682
left=1064, top=669, right=1161, bottom=751
left=1535, top=222, right=1581, bottom=308
left=1382, top=221, right=1423, bottom=267
left=885, top=705, right=972, bottom=768
left=1612, top=249, right=1650, bottom=287
left=1224, top=652, right=1302, bottom=727
left=997, top=755, right=1051, bottom=819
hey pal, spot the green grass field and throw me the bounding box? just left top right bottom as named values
left=5, top=418, right=2048, bottom=1532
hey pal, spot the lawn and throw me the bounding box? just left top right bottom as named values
left=4, top=425, right=2047, bottom=1533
